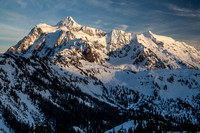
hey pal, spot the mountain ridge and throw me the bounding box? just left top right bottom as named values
left=1, top=16, right=200, bottom=132
left=6, top=17, right=200, bottom=70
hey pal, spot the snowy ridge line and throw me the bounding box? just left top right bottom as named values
left=6, top=16, right=200, bottom=70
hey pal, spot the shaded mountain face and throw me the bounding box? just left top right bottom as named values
left=1, top=17, right=200, bottom=132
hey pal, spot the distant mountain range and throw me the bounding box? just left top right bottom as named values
left=0, top=16, right=200, bottom=132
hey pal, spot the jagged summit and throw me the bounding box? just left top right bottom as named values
left=111, top=29, right=125, bottom=33
left=56, top=16, right=80, bottom=28
left=143, top=30, right=174, bottom=42
left=143, top=30, right=153, bottom=36
left=36, top=23, right=49, bottom=27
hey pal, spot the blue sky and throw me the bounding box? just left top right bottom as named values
left=0, top=0, right=200, bottom=53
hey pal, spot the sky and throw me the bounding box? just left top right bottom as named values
left=0, top=0, right=200, bottom=53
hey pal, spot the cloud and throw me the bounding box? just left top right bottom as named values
left=0, top=9, right=28, bottom=25
left=16, top=0, right=27, bottom=8
left=84, top=0, right=136, bottom=15
left=183, top=36, right=200, bottom=50
left=0, top=45, right=10, bottom=53
left=103, top=22, right=109, bottom=26
left=85, top=0, right=112, bottom=11
left=94, top=19, right=102, bottom=25
left=168, top=4, right=190, bottom=12
left=0, top=37, right=21, bottom=41
left=0, top=23, right=28, bottom=41
left=0, top=22, right=28, bottom=53
left=118, top=2, right=126, bottom=6
left=115, top=24, right=128, bottom=31
left=167, top=4, right=200, bottom=18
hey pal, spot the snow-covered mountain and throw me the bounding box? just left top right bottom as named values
left=1, top=17, right=200, bottom=132
left=7, top=16, right=200, bottom=70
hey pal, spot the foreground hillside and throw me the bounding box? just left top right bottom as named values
left=0, top=17, right=200, bottom=132
left=0, top=53, right=200, bottom=132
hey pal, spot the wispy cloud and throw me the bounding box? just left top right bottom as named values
left=0, top=45, right=11, bottom=53
left=0, top=37, right=21, bottom=41
left=85, top=0, right=112, bottom=11
left=94, top=19, right=102, bottom=25
left=0, top=23, right=28, bottom=41
left=16, top=0, right=27, bottom=8
left=167, top=4, right=200, bottom=18
left=115, top=24, right=128, bottom=31
left=183, top=36, right=200, bottom=50
left=0, top=9, right=28, bottom=25
left=0, top=23, right=28, bottom=52
left=85, top=0, right=138, bottom=17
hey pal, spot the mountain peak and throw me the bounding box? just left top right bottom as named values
left=143, top=30, right=153, bottom=36
left=65, top=16, right=75, bottom=23
left=143, top=30, right=158, bottom=39
left=111, top=29, right=125, bottom=33
left=56, top=16, right=80, bottom=28
left=147, top=30, right=153, bottom=34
